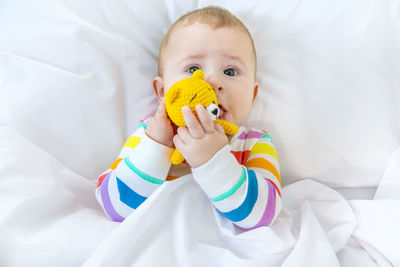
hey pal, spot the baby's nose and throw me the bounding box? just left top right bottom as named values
left=205, top=73, right=224, bottom=92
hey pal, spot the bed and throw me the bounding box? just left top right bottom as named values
left=0, top=0, right=399, bottom=266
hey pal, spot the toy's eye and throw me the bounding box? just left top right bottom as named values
left=187, top=66, right=200, bottom=74
left=224, top=68, right=237, bottom=76
left=212, top=101, right=215, bottom=104
left=206, top=103, right=220, bottom=120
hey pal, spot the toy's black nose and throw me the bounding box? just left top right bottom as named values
left=212, top=108, right=218, bottom=115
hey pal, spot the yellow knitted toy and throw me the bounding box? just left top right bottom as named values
left=165, top=69, right=239, bottom=165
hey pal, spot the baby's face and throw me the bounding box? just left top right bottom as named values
left=159, top=23, right=258, bottom=126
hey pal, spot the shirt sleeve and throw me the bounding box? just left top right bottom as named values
left=95, top=121, right=174, bottom=222
left=191, top=137, right=282, bottom=230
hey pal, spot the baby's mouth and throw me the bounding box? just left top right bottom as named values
left=218, top=104, right=227, bottom=119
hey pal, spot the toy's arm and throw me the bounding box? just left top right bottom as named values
left=95, top=120, right=174, bottom=222
left=171, top=149, right=185, bottom=165
left=214, top=119, right=239, bottom=135
left=191, top=133, right=281, bottom=230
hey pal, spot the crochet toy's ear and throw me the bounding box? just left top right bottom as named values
left=166, top=88, right=179, bottom=105
left=192, top=69, right=205, bottom=80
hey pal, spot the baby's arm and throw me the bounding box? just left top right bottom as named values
left=95, top=101, right=174, bottom=222
left=174, top=105, right=281, bottom=229
left=192, top=133, right=282, bottom=230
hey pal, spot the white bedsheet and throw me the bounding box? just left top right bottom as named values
left=1, top=127, right=399, bottom=266
left=1, top=0, right=399, bottom=266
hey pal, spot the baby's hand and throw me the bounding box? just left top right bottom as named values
left=145, top=98, right=175, bottom=148
left=173, top=104, right=228, bottom=168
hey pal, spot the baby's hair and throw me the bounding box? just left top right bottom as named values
left=158, top=6, right=257, bottom=77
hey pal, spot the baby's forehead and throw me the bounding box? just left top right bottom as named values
left=159, top=22, right=257, bottom=76
left=170, top=23, right=249, bottom=42
left=166, top=23, right=255, bottom=59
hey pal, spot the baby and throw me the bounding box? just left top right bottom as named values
left=96, top=6, right=282, bottom=230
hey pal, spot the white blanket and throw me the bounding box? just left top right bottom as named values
left=1, top=127, right=399, bottom=266
left=0, top=0, right=399, bottom=266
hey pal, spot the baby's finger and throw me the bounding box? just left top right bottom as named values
left=173, top=134, right=185, bottom=151
left=196, top=104, right=214, bottom=133
left=214, top=122, right=225, bottom=134
left=182, top=106, right=204, bottom=139
left=155, top=98, right=167, bottom=117
left=176, top=126, right=191, bottom=144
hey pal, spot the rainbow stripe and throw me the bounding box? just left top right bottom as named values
left=95, top=124, right=281, bottom=230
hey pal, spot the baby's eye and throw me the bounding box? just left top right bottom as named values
left=224, top=68, right=237, bottom=76
left=187, top=66, right=200, bottom=74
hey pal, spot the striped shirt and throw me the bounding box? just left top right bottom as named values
left=95, top=120, right=282, bottom=229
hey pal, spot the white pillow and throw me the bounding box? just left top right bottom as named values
left=0, top=0, right=398, bottom=188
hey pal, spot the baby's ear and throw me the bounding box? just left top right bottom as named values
left=153, top=76, right=165, bottom=102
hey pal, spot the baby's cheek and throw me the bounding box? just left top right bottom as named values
left=235, top=101, right=253, bottom=124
